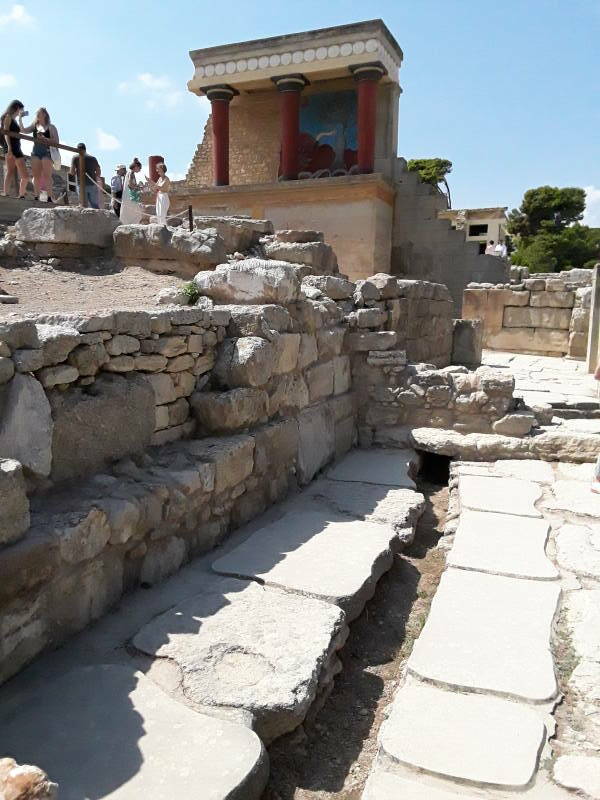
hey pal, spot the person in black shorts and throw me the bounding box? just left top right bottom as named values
left=1, top=100, right=30, bottom=198
left=20, top=107, right=59, bottom=202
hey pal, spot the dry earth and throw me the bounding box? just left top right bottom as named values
left=262, top=480, right=448, bottom=800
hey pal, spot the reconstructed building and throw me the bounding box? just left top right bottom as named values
left=173, top=20, right=507, bottom=310
left=438, top=207, right=508, bottom=254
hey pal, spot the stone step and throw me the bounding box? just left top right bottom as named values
left=0, top=664, right=268, bottom=800
left=212, top=506, right=398, bottom=621
left=407, top=568, right=560, bottom=702
left=459, top=474, right=542, bottom=517
left=363, top=767, right=466, bottom=799
left=447, top=509, right=558, bottom=580
left=379, top=680, right=546, bottom=789
left=325, top=448, right=418, bottom=489
left=132, top=575, right=347, bottom=742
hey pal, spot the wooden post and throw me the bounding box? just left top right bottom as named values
left=188, top=205, right=193, bottom=231
left=78, top=149, right=86, bottom=207
left=586, top=264, right=600, bottom=373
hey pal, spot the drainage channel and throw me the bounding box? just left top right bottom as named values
left=262, top=469, right=450, bottom=800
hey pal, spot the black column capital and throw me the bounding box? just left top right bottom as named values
left=203, top=84, right=239, bottom=102
left=349, top=62, right=387, bottom=82
left=271, top=74, right=310, bottom=92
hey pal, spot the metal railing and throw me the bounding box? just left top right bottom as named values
left=1, top=128, right=88, bottom=206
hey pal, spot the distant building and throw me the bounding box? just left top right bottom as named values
left=438, top=207, right=508, bottom=254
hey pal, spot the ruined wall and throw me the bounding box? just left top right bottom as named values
left=463, top=272, right=592, bottom=358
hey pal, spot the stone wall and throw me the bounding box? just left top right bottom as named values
left=0, top=254, right=458, bottom=682
left=463, top=271, right=592, bottom=357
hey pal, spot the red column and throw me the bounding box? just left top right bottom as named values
left=148, top=155, right=164, bottom=182
left=350, top=63, right=386, bottom=174
left=273, top=75, right=309, bottom=181
left=205, top=86, right=238, bottom=186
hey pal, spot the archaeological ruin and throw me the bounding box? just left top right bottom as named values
left=0, top=16, right=600, bottom=800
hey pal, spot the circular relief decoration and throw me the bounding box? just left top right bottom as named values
left=226, top=61, right=236, bottom=74
left=292, top=50, right=303, bottom=64
left=205, top=64, right=215, bottom=77
left=316, top=47, right=327, bottom=60
left=215, top=63, right=226, bottom=75
left=352, top=41, right=365, bottom=54
left=281, top=52, right=292, bottom=65
left=304, top=48, right=315, bottom=61
left=366, top=39, right=378, bottom=53
left=197, top=66, right=205, bottom=78
left=258, top=55, right=269, bottom=68
left=269, top=54, right=281, bottom=67
left=328, top=44, right=340, bottom=58
left=237, top=59, right=247, bottom=72
left=340, top=42, right=352, bottom=56
left=247, top=57, right=258, bottom=70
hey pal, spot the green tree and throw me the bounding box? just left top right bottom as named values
left=507, top=186, right=585, bottom=237
left=407, top=158, right=453, bottom=207
left=511, top=225, right=600, bottom=273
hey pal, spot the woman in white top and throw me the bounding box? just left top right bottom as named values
left=149, top=162, right=171, bottom=224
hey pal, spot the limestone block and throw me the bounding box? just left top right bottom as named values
left=554, top=755, right=600, bottom=799
left=503, top=305, right=571, bottom=329
left=570, top=306, right=590, bottom=333
left=316, top=327, right=346, bottom=359
left=531, top=327, right=570, bottom=352
left=523, top=278, right=546, bottom=290
left=171, top=370, right=196, bottom=398
left=568, top=331, right=587, bottom=358
left=0, top=459, right=30, bottom=546
left=191, top=388, right=268, bottom=432
left=194, top=259, right=300, bottom=304
left=114, top=223, right=226, bottom=270
left=452, top=319, right=483, bottom=367
left=333, top=355, right=351, bottom=395
left=133, top=354, right=168, bottom=372
left=105, top=334, right=140, bottom=357
left=14, top=207, right=119, bottom=247
left=36, top=323, right=81, bottom=367
left=156, top=285, right=189, bottom=305
left=297, top=404, right=335, bottom=484
left=102, top=355, right=135, bottom=373
left=141, top=536, right=187, bottom=584
left=354, top=279, right=380, bottom=303
left=492, top=412, right=536, bottom=437
left=0, top=374, right=53, bottom=476
left=0, top=356, right=14, bottom=384
left=334, top=416, right=355, bottom=458
left=185, top=434, right=254, bottom=494
left=503, top=289, right=530, bottom=306
left=275, top=229, right=324, bottom=244
left=546, top=277, right=567, bottom=291
left=307, top=362, right=334, bottom=401
left=67, top=342, right=109, bottom=376
left=302, top=275, right=354, bottom=300
left=214, top=337, right=274, bottom=388
left=194, top=214, right=273, bottom=251
left=0, top=664, right=268, bottom=800
left=460, top=474, right=542, bottom=516
left=252, top=419, right=299, bottom=474
left=474, top=367, right=515, bottom=395
left=49, top=374, right=155, bottom=482
left=53, top=507, right=111, bottom=564
left=356, top=308, right=388, bottom=328
left=226, top=304, right=292, bottom=338
left=576, top=286, right=592, bottom=308
left=347, top=331, right=397, bottom=351
left=0, top=319, right=39, bottom=350
left=529, top=290, right=574, bottom=307
left=271, top=333, right=300, bottom=375
left=144, top=372, right=176, bottom=405
left=267, top=373, right=309, bottom=416
left=264, top=240, right=337, bottom=273
left=165, top=354, right=195, bottom=373
left=167, top=397, right=189, bottom=427
left=367, top=273, right=400, bottom=298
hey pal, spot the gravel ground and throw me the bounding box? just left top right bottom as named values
left=262, top=481, right=449, bottom=800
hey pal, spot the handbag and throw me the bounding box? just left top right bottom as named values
left=50, top=147, right=61, bottom=171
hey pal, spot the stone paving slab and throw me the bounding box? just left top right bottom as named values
left=133, top=576, right=346, bottom=741
left=303, top=478, right=425, bottom=541
left=408, top=568, right=560, bottom=701
left=554, top=755, right=600, bottom=798
left=556, top=461, right=594, bottom=482
left=555, top=523, right=600, bottom=579
left=545, top=479, right=600, bottom=518
left=459, top=475, right=543, bottom=517
left=493, top=459, right=555, bottom=484
left=362, top=768, right=465, bottom=799
left=212, top=508, right=397, bottom=620
left=0, top=664, right=268, bottom=800
left=326, top=448, right=418, bottom=489
left=559, top=418, right=600, bottom=434
left=379, top=681, right=546, bottom=789
left=447, top=509, right=558, bottom=580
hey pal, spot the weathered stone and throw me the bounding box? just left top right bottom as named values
left=0, top=319, right=39, bottom=350
left=226, top=304, right=292, bottom=338
left=213, top=507, right=397, bottom=621
left=503, top=306, right=572, bottom=329
left=133, top=354, right=168, bottom=372
left=301, top=275, right=354, bottom=300
left=141, top=536, right=187, bottom=584
left=460, top=474, right=542, bottom=517
left=379, top=681, right=545, bottom=788
left=475, top=367, right=515, bottom=394
left=306, top=362, right=334, bottom=401
left=347, top=331, right=397, bottom=351
left=0, top=758, right=58, bottom=800
left=523, top=278, right=546, bottom=291
left=37, top=363, right=78, bottom=387
left=103, top=355, right=135, bottom=373
left=36, top=323, right=81, bottom=366
left=268, top=373, right=309, bottom=415
left=271, top=333, right=300, bottom=375
left=141, top=335, right=187, bottom=357
left=194, top=259, right=300, bottom=304
left=327, top=449, right=417, bottom=489
left=355, top=307, right=387, bottom=328
left=0, top=459, right=30, bottom=545
left=165, top=354, right=195, bottom=373
left=14, top=207, right=119, bottom=247
left=275, top=229, right=324, bottom=244
left=194, top=214, right=273, bottom=251
left=214, top=337, right=274, bottom=388
left=191, top=388, right=268, bottom=432
left=67, top=343, right=108, bottom=376
left=333, top=355, right=351, bottom=395
left=554, top=755, right=600, bottom=799
left=171, top=370, right=196, bottom=398
left=354, top=279, right=380, bottom=303
left=529, top=290, right=575, bottom=308
left=0, top=664, right=268, bottom=800
left=144, top=372, right=176, bottom=405
left=0, top=374, right=53, bottom=476
left=252, top=419, right=299, bottom=474
left=105, top=334, right=140, bottom=356
left=53, top=507, right=111, bottom=564
left=368, top=273, right=400, bottom=298
left=452, top=319, right=483, bottom=367
left=0, top=356, right=15, bottom=384
left=297, top=404, right=335, bottom=484
left=555, top=523, right=600, bottom=579
left=264, top=240, right=337, bottom=273
left=316, top=327, right=346, bottom=359
left=49, top=374, right=155, bottom=482
left=492, top=412, right=536, bottom=437
left=156, top=286, right=190, bottom=305
left=185, top=435, right=253, bottom=496
left=114, top=224, right=226, bottom=272
left=154, top=404, right=169, bottom=430
left=134, top=576, right=345, bottom=741
left=297, top=333, right=318, bottom=369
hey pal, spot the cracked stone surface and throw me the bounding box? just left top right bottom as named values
left=407, top=567, right=560, bottom=701
left=459, top=474, right=543, bottom=517
left=554, top=755, right=600, bottom=798
left=133, top=576, right=347, bottom=742
left=545, top=479, right=600, bottom=518
left=212, top=508, right=398, bottom=620
left=554, top=523, right=600, bottom=578
left=326, top=448, right=418, bottom=488
left=447, top=509, right=558, bottom=580
left=0, top=664, right=268, bottom=800
left=379, top=680, right=546, bottom=789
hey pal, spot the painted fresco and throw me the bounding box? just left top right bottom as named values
left=296, top=90, right=359, bottom=178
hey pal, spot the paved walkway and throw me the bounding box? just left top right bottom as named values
left=482, top=350, right=599, bottom=410
left=0, top=449, right=425, bottom=800
left=364, top=458, right=600, bottom=800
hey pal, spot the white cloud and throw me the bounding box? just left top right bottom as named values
left=96, top=128, right=121, bottom=151
left=0, top=73, right=16, bottom=87
left=584, top=186, right=600, bottom=228
left=118, top=72, right=183, bottom=111
left=0, top=4, right=34, bottom=27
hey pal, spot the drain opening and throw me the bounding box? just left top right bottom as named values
left=417, top=450, right=451, bottom=485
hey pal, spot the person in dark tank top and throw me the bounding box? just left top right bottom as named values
left=1, top=99, right=30, bottom=198
left=20, top=107, right=59, bottom=202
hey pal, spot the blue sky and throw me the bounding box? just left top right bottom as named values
left=1, top=0, right=599, bottom=222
